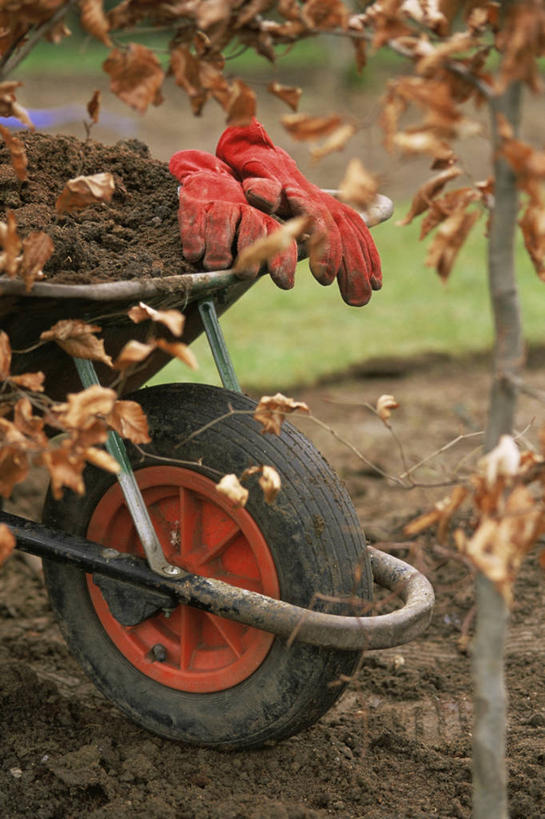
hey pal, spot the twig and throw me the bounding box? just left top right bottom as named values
left=0, top=0, right=80, bottom=80
left=400, top=431, right=484, bottom=479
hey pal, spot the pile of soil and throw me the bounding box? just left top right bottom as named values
left=0, top=131, right=196, bottom=284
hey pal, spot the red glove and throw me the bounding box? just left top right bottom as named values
left=169, top=150, right=297, bottom=286
left=216, top=119, right=382, bottom=306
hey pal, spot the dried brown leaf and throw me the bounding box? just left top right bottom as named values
left=0, top=330, right=11, bottom=379
left=80, top=0, right=112, bottom=47
left=103, top=44, right=165, bottom=113
left=259, top=465, right=281, bottom=504
left=155, top=339, right=198, bottom=370
left=54, top=385, right=117, bottom=430
left=41, top=319, right=113, bottom=367
left=519, top=199, right=545, bottom=280
left=302, top=0, right=349, bottom=28
left=128, top=302, right=185, bottom=336
left=55, top=172, right=115, bottom=214
left=0, top=446, right=29, bottom=498
left=83, top=446, right=120, bottom=474
left=107, top=399, right=151, bottom=444
left=281, top=113, right=343, bottom=142
left=254, top=393, right=310, bottom=435
left=87, top=89, right=101, bottom=123
left=41, top=444, right=85, bottom=500
left=425, top=206, right=481, bottom=280
left=338, top=158, right=379, bottom=209
left=113, top=339, right=156, bottom=370
left=0, top=123, right=28, bottom=181
left=0, top=522, right=15, bottom=566
left=376, top=394, right=399, bottom=423
left=0, top=82, right=34, bottom=129
left=233, top=216, right=309, bottom=275
left=10, top=371, right=45, bottom=392
left=216, top=473, right=249, bottom=508
left=267, top=81, right=302, bottom=112
left=397, top=166, right=462, bottom=226
left=226, top=79, right=256, bottom=127
left=0, top=211, right=22, bottom=278
left=21, top=231, right=53, bottom=291
left=310, top=122, right=357, bottom=161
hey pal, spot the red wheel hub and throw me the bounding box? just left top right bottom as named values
left=86, top=466, right=279, bottom=692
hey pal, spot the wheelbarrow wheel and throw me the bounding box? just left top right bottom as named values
left=42, top=383, right=372, bottom=749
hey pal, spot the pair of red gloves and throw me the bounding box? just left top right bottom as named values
left=169, top=118, right=381, bottom=307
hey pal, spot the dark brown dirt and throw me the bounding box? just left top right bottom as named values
left=1, top=354, right=545, bottom=818
left=0, top=131, right=196, bottom=284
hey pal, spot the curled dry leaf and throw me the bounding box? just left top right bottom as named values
left=103, top=44, right=165, bottom=114
left=393, top=130, right=455, bottom=167
left=519, top=199, right=545, bottom=279
left=310, top=122, right=357, bottom=161
left=87, top=89, right=101, bottom=124
left=155, top=339, right=198, bottom=371
left=0, top=211, right=22, bottom=278
left=0, top=522, right=15, bottom=566
left=80, top=0, right=112, bottom=46
left=425, top=206, right=481, bottom=280
left=83, top=446, right=120, bottom=474
left=0, top=123, right=28, bottom=181
left=301, top=0, right=349, bottom=29
left=479, top=434, right=520, bottom=488
left=0, top=330, right=11, bottom=379
left=404, top=485, right=468, bottom=544
left=53, top=385, right=117, bottom=430
left=40, top=444, right=86, bottom=499
left=259, top=465, right=282, bottom=504
left=234, top=215, right=310, bottom=276
left=338, top=158, right=379, bottom=209
left=21, top=231, right=53, bottom=292
left=55, top=172, right=115, bottom=214
left=0, top=445, right=29, bottom=497
left=216, top=473, right=249, bottom=508
left=10, top=372, right=45, bottom=392
left=0, top=81, right=34, bottom=129
left=254, top=392, right=310, bottom=435
left=458, top=484, right=545, bottom=605
left=376, top=394, right=399, bottom=423
left=113, top=339, right=156, bottom=370
left=40, top=319, right=113, bottom=367
left=226, top=79, right=256, bottom=127
left=107, top=400, right=151, bottom=444
left=267, top=81, right=302, bottom=112
left=397, top=166, right=462, bottom=226
left=281, top=113, right=343, bottom=142
left=128, top=302, right=185, bottom=336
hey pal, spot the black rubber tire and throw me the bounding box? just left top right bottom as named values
left=42, top=383, right=372, bottom=750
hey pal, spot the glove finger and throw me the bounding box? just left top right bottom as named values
left=178, top=195, right=206, bottom=263
left=265, top=219, right=297, bottom=290
left=234, top=207, right=267, bottom=279
left=284, top=187, right=341, bottom=285
left=336, top=251, right=373, bottom=307
left=243, top=177, right=283, bottom=213
left=203, top=202, right=240, bottom=270
left=343, top=209, right=383, bottom=290
left=170, top=150, right=236, bottom=183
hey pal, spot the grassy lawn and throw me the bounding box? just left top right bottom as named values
left=148, top=213, right=545, bottom=392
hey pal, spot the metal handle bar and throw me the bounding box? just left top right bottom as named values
left=5, top=512, right=434, bottom=652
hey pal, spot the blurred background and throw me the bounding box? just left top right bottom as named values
left=8, top=13, right=545, bottom=393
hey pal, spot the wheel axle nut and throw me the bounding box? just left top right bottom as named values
left=151, top=643, right=167, bottom=662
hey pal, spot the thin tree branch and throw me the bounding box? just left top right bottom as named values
left=0, top=0, right=80, bottom=80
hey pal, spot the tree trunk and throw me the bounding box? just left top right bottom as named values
left=473, top=73, right=523, bottom=819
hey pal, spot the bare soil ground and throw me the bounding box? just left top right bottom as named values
left=1, top=351, right=544, bottom=819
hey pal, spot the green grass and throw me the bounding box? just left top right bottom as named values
left=147, top=212, right=545, bottom=393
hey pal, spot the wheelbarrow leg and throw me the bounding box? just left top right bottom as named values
left=73, top=356, right=183, bottom=579
left=198, top=298, right=241, bottom=393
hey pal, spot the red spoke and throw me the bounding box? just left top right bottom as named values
left=204, top=613, right=245, bottom=658
left=178, top=605, right=197, bottom=671
left=192, top=522, right=240, bottom=568
left=179, top=486, right=201, bottom=562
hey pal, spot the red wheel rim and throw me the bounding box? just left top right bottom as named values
left=86, top=466, right=279, bottom=692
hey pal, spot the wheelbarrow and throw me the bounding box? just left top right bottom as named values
left=0, top=193, right=434, bottom=750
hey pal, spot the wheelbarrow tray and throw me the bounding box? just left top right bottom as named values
left=0, top=269, right=251, bottom=400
